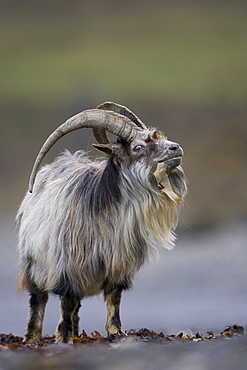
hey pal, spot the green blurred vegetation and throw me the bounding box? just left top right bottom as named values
left=1, top=0, right=247, bottom=105
left=1, top=0, right=247, bottom=229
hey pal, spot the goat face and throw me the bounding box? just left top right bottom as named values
left=93, top=129, right=183, bottom=174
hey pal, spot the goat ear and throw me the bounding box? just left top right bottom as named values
left=92, top=143, right=120, bottom=155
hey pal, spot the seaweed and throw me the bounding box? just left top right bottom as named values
left=0, top=325, right=244, bottom=352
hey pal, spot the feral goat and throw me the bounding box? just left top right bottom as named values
left=16, top=102, right=187, bottom=343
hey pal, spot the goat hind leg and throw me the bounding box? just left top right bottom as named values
left=105, top=288, right=126, bottom=337
left=72, top=301, right=81, bottom=337
left=23, top=290, right=48, bottom=344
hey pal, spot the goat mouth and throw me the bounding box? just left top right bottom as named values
left=160, top=156, right=182, bottom=173
left=159, top=155, right=182, bottom=164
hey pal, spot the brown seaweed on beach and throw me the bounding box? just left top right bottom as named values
left=0, top=325, right=245, bottom=352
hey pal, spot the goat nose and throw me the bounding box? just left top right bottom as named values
left=168, top=143, right=183, bottom=156
left=169, top=143, right=180, bottom=151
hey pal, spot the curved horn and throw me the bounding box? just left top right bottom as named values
left=29, top=109, right=143, bottom=193
left=97, top=102, right=147, bottom=129
left=93, top=101, right=147, bottom=144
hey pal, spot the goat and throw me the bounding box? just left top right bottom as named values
left=16, top=102, right=187, bottom=344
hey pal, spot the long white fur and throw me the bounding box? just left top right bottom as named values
left=17, top=149, right=185, bottom=298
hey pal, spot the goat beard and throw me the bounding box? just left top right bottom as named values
left=154, top=160, right=182, bottom=205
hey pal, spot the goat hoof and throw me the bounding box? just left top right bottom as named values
left=22, top=336, right=40, bottom=345
left=107, top=329, right=127, bottom=341
left=55, top=334, right=74, bottom=344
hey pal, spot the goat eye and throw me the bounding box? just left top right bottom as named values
left=133, top=145, right=143, bottom=151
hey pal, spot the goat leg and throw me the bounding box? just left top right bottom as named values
left=23, top=290, right=48, bottom=344
left=105, top=288, right=126, bottom=337
left=72, top=301, right=81, bottom=337
left=56, top=295, right=81, bottom=343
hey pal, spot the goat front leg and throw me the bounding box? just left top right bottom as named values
left=23, top=290, right=48, bottom=344
left=56, top=295, right=81, bottom=343
left=105, top=288, right=126, bottom=337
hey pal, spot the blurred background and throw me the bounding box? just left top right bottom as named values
left=0, top=0, right=246, bottom=337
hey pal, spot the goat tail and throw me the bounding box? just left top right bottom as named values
left=16, top=269, right=28, bottom=296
